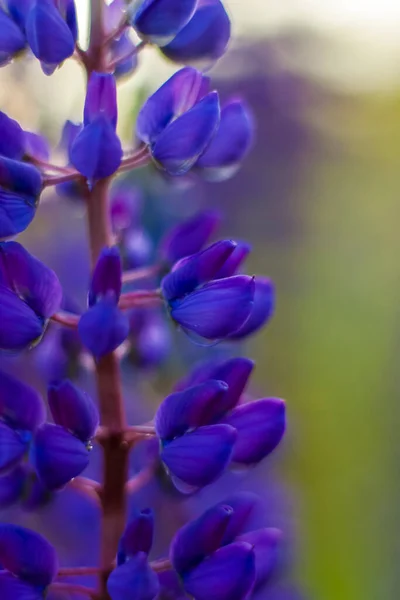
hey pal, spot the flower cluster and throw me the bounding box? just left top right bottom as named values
left=0, top=0, right=299, bottom=599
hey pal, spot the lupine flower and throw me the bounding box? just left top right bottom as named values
left=0, top=241, right=62, bottom=351
left=137, top=67, right=253, bottom=177
left=26, top=0, right=77, bottom=74
left=229, top=276, right=275, bottom=339
left=131, top=0, right=197, bottom=46
left=0, top=524, right=58, bottom=599
left=0, top=154, right=42, bottom=237
left=108, top=510, right=160, bottom=600
left=160, top=0, right=231, bottom=66
left=0, top=110, right=25, bottom=159
left=170, top=493, right=281, bottom=598
left=56, top=120, right=84, bottom=200
left=32, top=380, right=98, bottom=490
left=78, top=246, right=130, bottom=357
left=161, top=240, right=256, bottom=340
left=111, top=31, right=138, bottom=79
left=0, top=0, right=29, bottom=66
left=70, top=73, right=123, bottom=181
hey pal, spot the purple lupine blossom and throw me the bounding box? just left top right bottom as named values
left=0, top=1, right=301, bottom=599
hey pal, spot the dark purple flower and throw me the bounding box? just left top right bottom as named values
left=160, top=209, right=221, bottom=264
left=229, top=276, right=275, bottom=339
left=70, top=73, right=122, bottom=180
left=237, top=528, right=281, bottom=587
left=0, top=571, right=43, bottom=599
left=131, top=0, right=197, bottom=45
left=0, top=465, right=25, bottom=508
left=48, top=380, right=99, bottom=443
left=0, top=370, right=45, bottom=432
left=213, top=241, right=251, bottom=279
left=161, top=0, right=230, bottom=66
left=0, top=3, right=27, bottom=66
left=137, top=67, right=220, bottom=175
left=88, top=246, right=122, bottom=306
left=0, top=155, right=42, bottom=237
left=0, top=111, right=25, bottom=159
left=0, top=523, right=58, bottom=587
left=183, top=541, right=255, bottom=600
left=118, top=509, right=154, bottom=565
left=157, top=570, right=188, bottom=599
left=169, top=275, right=255, bottom=340
left=107, top=552, right=160, bottom=600
left=0, top=242, right=62, bottom=351
left=0, top=422, right=29, bottom=473
left=56, top=120, right=84, bottom=199
left=26, top=0, right=77, bottom=73
left=32, top=423, right=90, bottom=490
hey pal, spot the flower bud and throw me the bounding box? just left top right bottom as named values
left=48, top=380, right=99, bottom=443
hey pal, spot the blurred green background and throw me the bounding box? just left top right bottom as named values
left=2, top=2, right=400, bottom=599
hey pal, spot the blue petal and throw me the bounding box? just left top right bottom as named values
left=237, top=528, right=281, bottom=587
left=0, top=111, right=25, bottom=159
left=78, top=299, right=129, bottom=358
left=161, top=0, right=230, bottom=65
left=108, top=552, right=160, bottom=600
left=152, top=91, right=220, bottom=175
left=111, top=32, right=138, bottom=79
left=229, top=277, right=275, bottom=339
left=48, top=380, right=99, bottom=443
left=26, top=0, right=75, bottom=66
left=23, top=131, right=50, bottom=162
left=0, top=370, right=45, bottom=432
left=0, top=8, right=26, bottom=65
left=0, top=188, right=37, bottom=238
left=132, top=0, right=197, bottom=45
left=223, top=398, right=286, bottom=464
left=170, top=275, right=255, bottom=340
left=32, top=423, right=90, bottom=490
left=161, top=424, right=236, bottom=487
left=0, top=155, right=42, bottom=197
left=0, top=465, right=25, bottom=507
left=162, top=239, right=236, bottom=301
left=0, top=241, right=63, bottom=319
left=137, top=67, right=209, bottom=146
left=0, top=285, right=43, bottom=352
left=171, top=503, right=233, bottom=575
left=59, top=119, right=83, bottom=153
left=84, top=72, right=118, bottom=129
left=196, top=99, right=254, bottom=171
left=0, top=523, right=58, bottom=587
left=220, top=491, right=259, bottom=544
left=59, top=0, right=78, bottom=41
left=155, top=380, right=228, bottom=440
left=160, top=209, right=221, bottom=264
left=118, top=509, right=154, bottom=565
left=214, top=241, right=251, bottom=279
left=5, top=0, right=32, bottom=31
left=183, top=542, right=255, bottom=600
left=0, top=572, right=42, bottom=600
left=0, top=422, right=28, bottom=474
left=89, top=246, right=122, bottom=306
left=70, top=116, right=122, bottom=180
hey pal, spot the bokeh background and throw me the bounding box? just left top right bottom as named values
left=2, top=1, right=400, bottom=599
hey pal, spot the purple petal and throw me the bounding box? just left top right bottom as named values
left=229, top=277, right=275, bottom=339
left=78, top=299, right=129, bottom=358
left=197, top=99, right=254, bottom=172
left=32, top=423, right=90, bottom=490
left=224, top=398, right=286, bottom=464
left=162, top=239, right=236, bottom=301
left=110, top=185, right=142, bottom=232
left=237, top=528, right=281, bottom=586
left=161, top=424, right=236, bottom=487
left=104, top=0, right=126, bottom=34
left=158, top=570, right=188, bottom=599
left=112, top=32, right=138, bottom=79
left=171, top=503, right=233, bottom=574
left=137, top=67, right=209, bottom=146
left=0, top=523, right=58, bottom=586
left=155, top=380, right=228, bottom=440
left=0, top=9, right=26, bottom=65
left=23, top=131, right=50, bottom=162
left=89, top=246, right=122, bottom=306
left=0, top=155, right=42, bottom=197
left=0, top=465, right=25, bottom=507
left=70, top=116, right=122, bottom=180
left=0, top=285, right=43, bottom=351
left=220, top=491, right=260, bottom=544
left=26, top=0, right=75, bottom=66
left=107, top=552, right=160, bottom=600
left=0, top=573, right=42, bottom=600
left=48, top=380, right=99, bottom=442
left=59, top=119, right=83, bottom=153
left=160, top=209, right=221, bottom=264
left=84, top=73, right=118, bottom=129
left=5, top=0, right=32, bottom=30
left=132, top=0, right=197, bottom=45
left=214, top=241, right=251, bottom=279
left=58, top=0, right=78, bottom=41
left=0, top=422, right=28, bottom=474
left=183, top=542, right=255, bottom=600
left=170, top=275, right=255, bottom=340
left=118, top=509, right=154, bottom=564
left=0, top=370, right=45, bottom=432
left=152, top=92, right=220, bottom=175
left=0, top=188, right=37, bottom=238
left=161, top=0, right=230, bottom=65
left=0, top=241, right=62, bottom=318
left=0, top=111, right=24, bottom=159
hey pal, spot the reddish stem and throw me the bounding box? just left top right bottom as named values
left=51, top=310, right=80, bottom=329
left=122, top=264, right=161, bottom=284
left=150, top=558, right=172, bottom=573
left=58, top=566, right=102, bottom=577
left=43, top=171, right=83, bottom=188
left=118, top=290, right=162, bottom=310
left=50, top=582, right=97, bottom=598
